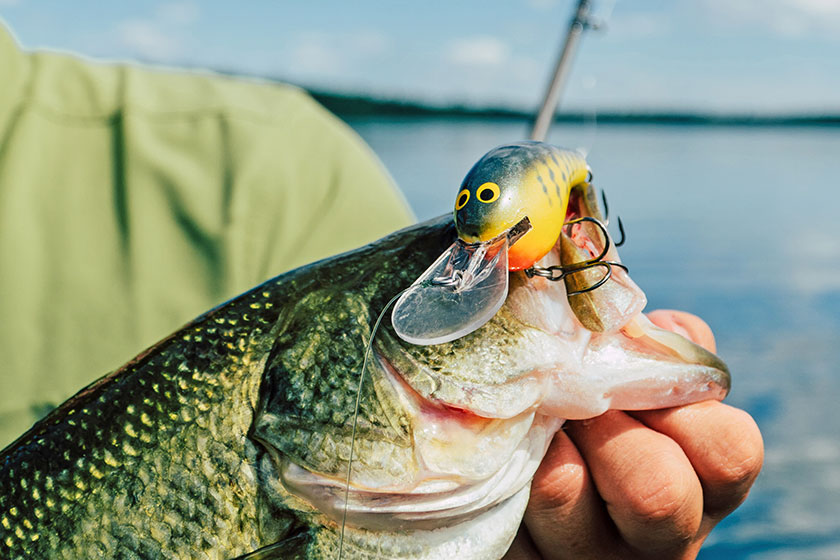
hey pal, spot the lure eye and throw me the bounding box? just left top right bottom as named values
left=455, top=189, right=470, bottom=210
left=476, top=182, right=500, bottom=204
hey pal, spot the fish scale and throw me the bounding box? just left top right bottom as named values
left=0, top=285, right=284, bottom=559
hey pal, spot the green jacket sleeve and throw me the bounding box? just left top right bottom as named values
left=0, top=24, right=415, bottom=447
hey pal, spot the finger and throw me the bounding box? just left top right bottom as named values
left=647, top=309, right=716, bottom=353
left=566, top=411, right=703, bottom=556
left=523, top=429, right=621, bottom=559
left=631, top=401, right=764, bottom=519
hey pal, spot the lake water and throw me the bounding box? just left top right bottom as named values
left=348, top=117, right=840, bottom=559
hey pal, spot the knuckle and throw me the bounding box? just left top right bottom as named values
left=619, top=452, right=703, bottom=542
left=703, top=409, right=764, bottom=515
left=529, top=460, right=588, bottom=514
left=710, top=410, right=764, bottom=487
left=630, top=478, right=695, bottom=526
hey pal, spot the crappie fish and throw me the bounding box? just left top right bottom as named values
left=0, top=143, right=730, bottom=559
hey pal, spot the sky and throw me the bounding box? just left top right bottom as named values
left=1, top=0, right=839, bottom=114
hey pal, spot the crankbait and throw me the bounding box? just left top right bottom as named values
left=392, top=141, right=604, bottom=345
left=454, top=141, right=589, bottom=270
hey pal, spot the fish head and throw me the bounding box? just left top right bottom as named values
left=250, top=213, right=729, bottom=557
left=382, top=222, right=729, bottom=420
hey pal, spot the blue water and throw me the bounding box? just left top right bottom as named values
left=349, top=117, right=840, bottom=559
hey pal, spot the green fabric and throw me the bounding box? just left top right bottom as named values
left=0, top=24, right=414, bottom=447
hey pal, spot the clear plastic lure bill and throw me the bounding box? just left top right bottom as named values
left=391, top=213, right=533, bottom=346
left=391, top=235, right=509, bottom=346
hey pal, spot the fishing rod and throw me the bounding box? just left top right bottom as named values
left=530, top=0, right=602, bottom=142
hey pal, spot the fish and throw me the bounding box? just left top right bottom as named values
left=0, top=219, right=729, bottom=559
left=0, top=142, right=730, bottom=559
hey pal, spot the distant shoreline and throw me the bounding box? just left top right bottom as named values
left=309, top=90, right=840, bottom=128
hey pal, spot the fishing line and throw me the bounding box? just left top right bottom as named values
left=576, top=0, right=615, bottom=155
left=568, top=77, right=598, bottom=158
left=337, top=288, right=409, bottom=560
left=597, top=0, right=617, bottom=26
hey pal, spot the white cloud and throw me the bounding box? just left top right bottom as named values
left=447, top=36, right=510, bottom=67
left=525, top=0, right=561, bottom=12
left=112, top=2, right=199, bottom=62
left=156, top=1, right=199, bottom=26
left=0, top=0, right=20, bottom=6
left=117, top=19, right=182, bottom=60
left=704, top=0, right=840, bottom=37
left=348, top=30, right=388, bottom=56
left=607, top=12, right=670, bottom=39
left=289, top=32, right=341, bottom=73
left=283, top=30, right=391, bottom=79
left=788, top=0, right=840, bottom=17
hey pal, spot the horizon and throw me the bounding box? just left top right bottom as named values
left=306, top=89, right=840, bottom=122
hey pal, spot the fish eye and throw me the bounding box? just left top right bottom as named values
left=455, top=189, right=470, bottom=210
left=476, top=182, right=500, bottom=204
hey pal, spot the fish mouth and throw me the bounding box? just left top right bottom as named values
left=274, top=408, right=560, bottom=531
left=263, top=343, right=564, bottom=531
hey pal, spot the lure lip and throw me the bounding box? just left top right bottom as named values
left=391, top=235, right=510, bottom=346
left=392, top=216, right=534, bottom=347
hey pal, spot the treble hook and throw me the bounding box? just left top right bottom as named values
left=525, top=259, right=628, bottom=296
left=600, top=190, right=626, bottom=247
left=525, top=215, right=629, bottom=295
left=562, top=216, right=611, bottom=266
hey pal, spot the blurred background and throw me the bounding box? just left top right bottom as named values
left=3, top=1, right=840, bottom=558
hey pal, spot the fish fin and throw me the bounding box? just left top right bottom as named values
left=228, top=529, right=310, bottom=560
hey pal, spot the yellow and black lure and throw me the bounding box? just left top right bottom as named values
left=454, top=141, right=589, bottom=271
left=392, top=140, right=594, bottom=346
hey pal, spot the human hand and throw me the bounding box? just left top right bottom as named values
left=504, top=310, right=764, bottom=560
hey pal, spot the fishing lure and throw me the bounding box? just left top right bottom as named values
left=455, top=141, right=589, bottom=270
left=392, top=140, right=617, bottom=346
